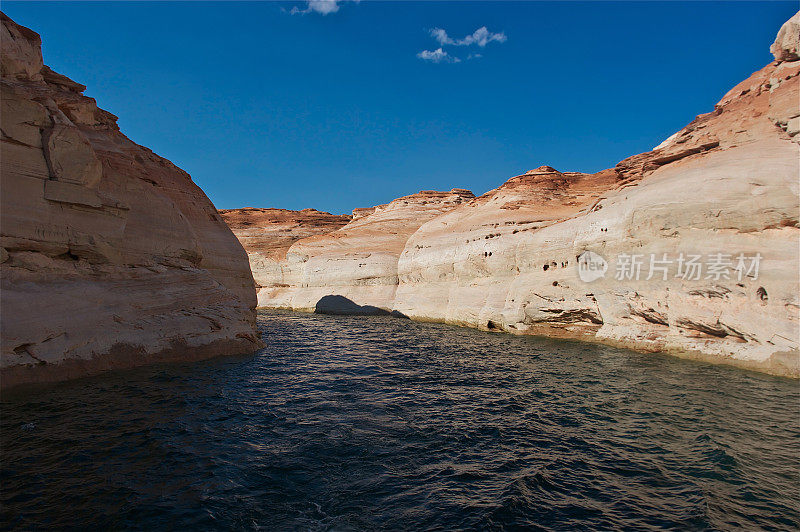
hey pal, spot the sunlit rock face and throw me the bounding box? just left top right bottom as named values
left=227, top=12, right=799, bottom=376
left=771, top=11, right=800, bottom=62
left=394, top=17, right=800, bottom=376
left=0, top=13, right=262, bottom=388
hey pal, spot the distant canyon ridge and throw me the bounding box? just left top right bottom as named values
left=221, top=12, right=800, bottom=377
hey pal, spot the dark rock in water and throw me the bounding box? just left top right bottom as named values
left=315, top=295, right=407, bottom=318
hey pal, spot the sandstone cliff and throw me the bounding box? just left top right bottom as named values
left=0, top=13, right=262, bottom=388
left=226, top=12, right=799, bottom=376
left=222, top=189, right=476, bottom=313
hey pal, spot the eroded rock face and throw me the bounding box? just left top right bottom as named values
left=0, top=13, right=262, bottom=388
left=0, top=14, right=42, bottom=82
left=218, top=207, right=352, bottom=291
left=771, top=11, right=800, bottom=62
left=219, top=208, right=352, bottom=262
left=227, top=12, right=800, bottom=376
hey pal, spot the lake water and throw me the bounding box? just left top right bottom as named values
left=2, top=310, right=798, bottom=530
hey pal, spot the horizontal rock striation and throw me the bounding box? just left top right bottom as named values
left=227, top=13, right=800, bottom=376
left=219, top=207, right=351, bottom=263
left=0, top=13, right=263, bottom=388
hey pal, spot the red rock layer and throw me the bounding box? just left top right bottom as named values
left=219, top=207, right=351, bottom=262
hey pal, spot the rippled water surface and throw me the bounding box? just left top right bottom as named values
left=2, top=310, right=799, bottom=530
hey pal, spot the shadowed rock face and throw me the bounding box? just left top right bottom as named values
left=225, top=12, right=800, bottom=377
left=0, top=13, right=263, bottom=388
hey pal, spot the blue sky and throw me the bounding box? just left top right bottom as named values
left=4, top=1, right=796, bottom=213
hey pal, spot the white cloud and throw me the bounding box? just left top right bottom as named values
left=416, top=48, right=461, bottom=64
left=290, top=0, right=356, bottom=15
left=430, top=28, right=451, bottom=46
left=419, top=26, right=505, bottom=63
left=430, top=26, right=507, bottom=47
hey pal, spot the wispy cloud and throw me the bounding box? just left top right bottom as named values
left=430, top=26, right=507, bottom=47
left=289, top=0, right=356, bottom=16
left=417, top=26, right=506, bottom=64
left=417, top=48, right=461, bottom=64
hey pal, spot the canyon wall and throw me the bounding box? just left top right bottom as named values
left=222, top=190, right=476, bottom=313
left=0, top=13, right=262, bottom=388
left=225, top=12, right=799, bottom=376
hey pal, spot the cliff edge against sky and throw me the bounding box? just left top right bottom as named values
left=0, top=13, right=263, bottom=388
left=223, top=12, right=800, bottom=377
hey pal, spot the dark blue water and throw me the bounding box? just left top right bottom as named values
left=2, top=310, right=799, bottom=530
